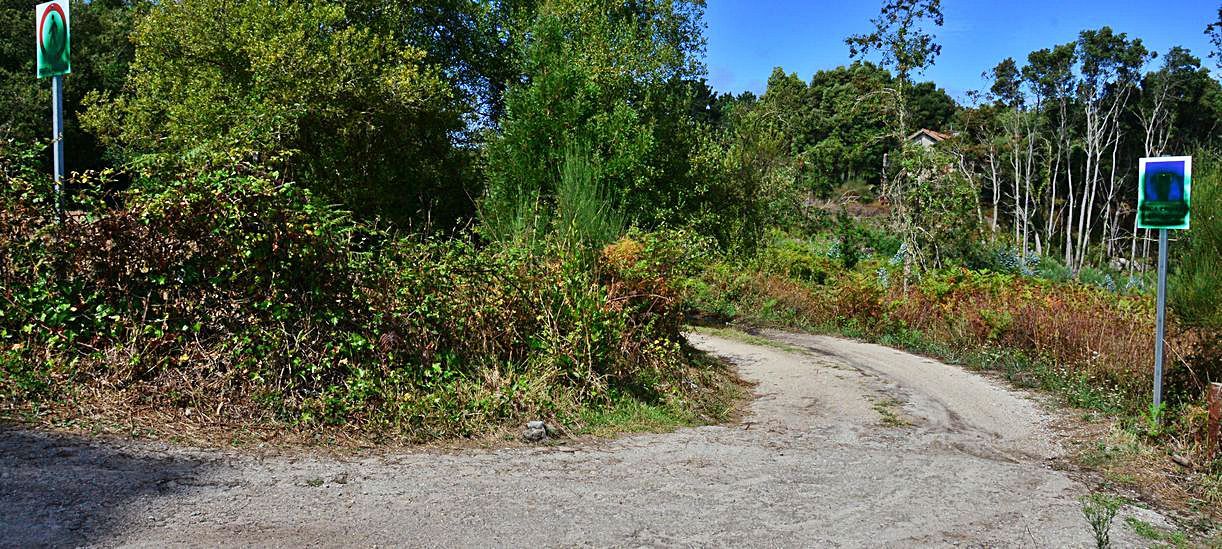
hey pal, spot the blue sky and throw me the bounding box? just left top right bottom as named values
left=704, top=0, right=1220, bottom=101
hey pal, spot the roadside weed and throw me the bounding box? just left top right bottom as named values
left=1081, top=493, right=1123, bottom=549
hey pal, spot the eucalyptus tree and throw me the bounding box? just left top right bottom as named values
left=1072, top=27, right=1148, bottom=269
left=1139, top=48, right=1195, bottom=158
left=955, top=100, right=1007, bottom=235
left=987, top=57, right=1042, bottom=253
left=1024, top=42, right=1077, bottom=257
left=1130, top=47, right=1193, bottom=265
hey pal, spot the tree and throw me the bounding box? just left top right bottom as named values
left=895, top=142, right=981, bottom=268
left=747, top=62, right=912, bottom=197
left=845, top=0, right=944, bottom=86
left=482, top=0, right=712, bottom=240
left=1155, top=48, right=1222, bottom=152
left=988, top=58, right=1024, bottom=107
left=986, top=57, right=1038, bottom=251
left=343, top=0, right=540, bottom=129
left=82, top=0, right=471, bottom=225
left=688, top=78, right=735, bottom=129
left=905, top=81, right=957, bottom=132
left=846, top=0, right=949, bottom=279
left=1071, top=27, right=1148, bottom=268
left=805, top=63, right=903, bottom=193
left=953, top=100, right=1006, bottom=233
left=1024, top=41, right=1077, bottom=254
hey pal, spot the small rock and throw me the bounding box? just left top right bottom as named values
left=523, top=427, right=547, bottom=443
left=332, top=473, right=349, bottom=485
left=526, top=420, right=546, bottom=430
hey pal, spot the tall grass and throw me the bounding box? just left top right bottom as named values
left=692, top=260, right=1202, bottom=411
left=480, top=144, right=625, bottom=261
left=478, top=188, right=547, bottom=252
left=555, top=145, right=626, bottom=259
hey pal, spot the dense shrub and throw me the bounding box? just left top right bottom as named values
left=752, top=230, right=835, bottom=284
left=890, top=144, right=983, bottom=268
left=0, top=157, right=720, bottom=440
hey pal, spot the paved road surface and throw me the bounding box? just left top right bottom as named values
left=1, top=330, right=1169, bottom=547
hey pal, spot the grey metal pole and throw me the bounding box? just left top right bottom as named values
left=51, top=74, right=64, bottom=221
left=1153, top=228, right=1168, bottom=410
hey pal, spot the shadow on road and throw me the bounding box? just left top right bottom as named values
left=0, top=426, right=216, bottom=547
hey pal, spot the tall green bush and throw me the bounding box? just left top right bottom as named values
left=483, top=0, right=708, bottom=234
left=1170, top=150, right=1221, bottom=330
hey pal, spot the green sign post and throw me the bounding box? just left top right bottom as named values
left=36, top=0, right=70, bottom=220
left=1138, top=156, right=1192, bottom=413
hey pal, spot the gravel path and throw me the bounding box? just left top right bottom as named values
left=1, top=331, right=1170, bottom=547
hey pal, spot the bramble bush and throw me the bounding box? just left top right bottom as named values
left=0, top=145, right=727, bottom=441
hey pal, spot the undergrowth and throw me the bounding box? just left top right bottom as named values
left=0, top=148, right=736, bottom=443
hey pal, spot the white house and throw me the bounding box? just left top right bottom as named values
left=907, top=128, right=952, bottom=148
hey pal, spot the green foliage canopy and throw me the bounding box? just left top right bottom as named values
left=746, top=62, right=955, bottom=196
left=82, top=0, right=472, bottom=224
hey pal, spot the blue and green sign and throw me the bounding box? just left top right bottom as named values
left=36, top=0, right=71, bottom=79
left=1138, top=156, right=1191, bottom=230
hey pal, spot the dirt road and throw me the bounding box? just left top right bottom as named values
left=1, top=330, right=1169, bottom=547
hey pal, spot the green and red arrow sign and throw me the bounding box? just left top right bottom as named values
left=36, top=0, right=71, bottom=78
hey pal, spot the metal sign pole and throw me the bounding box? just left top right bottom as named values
left=51, top=73, right=64, bottom=221
left=1153, top=228, right=1168, bottom=410
left=1139, top=155, right=1190, bottom=413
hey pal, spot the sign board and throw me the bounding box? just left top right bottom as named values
left=35, top=0, right=71, bottom=79
left=1138, top=156, right=1191, bottom=230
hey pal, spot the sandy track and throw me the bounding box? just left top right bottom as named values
left=1, top=331, right=1167, bottom=547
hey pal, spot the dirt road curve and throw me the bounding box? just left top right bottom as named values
left=2, top=331, right=1169, bottom=547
